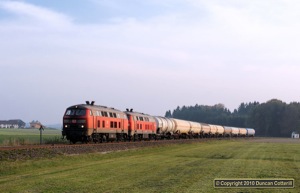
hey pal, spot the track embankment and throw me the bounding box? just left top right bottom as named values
left=0, top=137, right=268, bottom=161
left=0, top=138, right=226, bottom=160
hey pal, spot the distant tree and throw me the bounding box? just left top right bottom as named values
left=280, top=102, right=300, bottom=136
left=249, top=99, right=286, bottom=136
left=165, top=110, right=172, bottom=118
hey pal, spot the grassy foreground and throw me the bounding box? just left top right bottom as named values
left=0, top=128, right=62, bottom=145
left=0, top=139, right=300, bottom=193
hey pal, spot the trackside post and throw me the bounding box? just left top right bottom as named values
left=39, top=125, right=44, bottom=144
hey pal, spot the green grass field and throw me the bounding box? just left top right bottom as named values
left=0, top=138, right=299, bottom=193
left=0, top=128, right=63, bottom=145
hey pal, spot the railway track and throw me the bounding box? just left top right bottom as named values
left=0, top=138, right=239, bottom=161
left=0, top=138, right=212, bottom=150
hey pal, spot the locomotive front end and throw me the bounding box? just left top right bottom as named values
left=62, top=106, right=89, bottom=143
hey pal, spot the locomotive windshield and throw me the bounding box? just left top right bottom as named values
left=65, top=109, right=86, bottom=116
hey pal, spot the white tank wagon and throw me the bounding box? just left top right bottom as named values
left=154, top=116, right=176, bottom=139
left=239, top=128, right=247, bottom=137
left=166, top=118, right=176, bottom=133
left=215, top=125, right=225, bottom=137
left=189, top=121, right=202, bottom=136
left=201, top=123, right=211, bottom=137
left=154, top=116, right=168, bottom=134
left=209, top=124, right=217, bottom=136
left=231, top=127, right=239, bottom=136
left=246, top=128, right=255, bottom=137
left=171, top=118, right=191, bottom=136
left=154, top=116, right=163, bottom=134
left=224, top=126, right=232, bottom=137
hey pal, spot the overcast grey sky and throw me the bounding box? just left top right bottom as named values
left=1, top=0, right=300, bottom=125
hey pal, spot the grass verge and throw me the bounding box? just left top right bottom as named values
left=0, top=139, right=299, bottom=192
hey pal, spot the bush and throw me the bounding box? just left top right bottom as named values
left=2, top=137, right=29, bottom=146
left=43, top=136, right=67, bottom=144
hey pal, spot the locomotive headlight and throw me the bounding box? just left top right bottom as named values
left=81, top=125, right=84, bottom=128
left=64, top=125, right=68, bottom=128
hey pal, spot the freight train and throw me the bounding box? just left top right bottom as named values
left=62, top=101, right=255, bottom=144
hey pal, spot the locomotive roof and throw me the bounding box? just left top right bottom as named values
left=67, top=102, right=153, bottom=116
left=68, top=104, right=123, bottom=113
left=124, top=110, right=152, bottom=117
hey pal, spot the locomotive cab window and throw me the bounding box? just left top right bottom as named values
left=65, top=110, right=73, bottom=115
left=77, top=110, right=86, bottom=116
left=65, top=109, right=86, bottom=116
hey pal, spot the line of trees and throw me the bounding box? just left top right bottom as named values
left=165, top=99, right=300, bottom=137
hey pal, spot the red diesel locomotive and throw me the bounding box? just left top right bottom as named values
left=62, top=101, right=156, bottom=143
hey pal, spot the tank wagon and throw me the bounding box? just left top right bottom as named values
left=200, top=123, right=210, bottom=137
left=246, top=128, right=255, bottom=137
left=154, top=116, right=175, bottom=139
left=189, top=121, right=202, bottom=138
left=62, top=101, right=255, bottom=143
left=215, top=125, right=225, bottom=137
left=239, top=128, right=247, bottom=137
left=231, top=127, right=240, bottom=137
left=171, top=118, right=192, bottom=138
left=224, top=126, right=232, bottom=137
left=209, top=124, right=217, bottom=137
